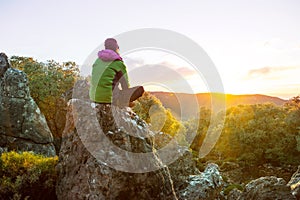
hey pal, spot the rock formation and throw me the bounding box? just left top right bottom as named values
left=228, top=176, right=296, bottom=200
left=227, top=188, right=243, bottom=200
left=179, top=163, right=224, bottom=200
left=288, top=165, right=300, bottom=199
left=56, top=100, right=177, bottom=199
left=168, top=149, right=201, bottom=194
left=0, top=53, right=56, bottom=156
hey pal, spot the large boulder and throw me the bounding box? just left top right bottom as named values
left=239, top=176, right=295, bottom=200
left=288, top=165, right=300, bottom=199
left=56, top=100, right=177, bottom=199
left=179, top=163, right=224, bottom=200
left=0, top=53, right=56, bottom=156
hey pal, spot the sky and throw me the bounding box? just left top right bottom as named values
left=1, top=0, right=300, bottom=99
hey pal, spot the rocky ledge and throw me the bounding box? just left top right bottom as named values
left=56, top=100, right=177, bottom=199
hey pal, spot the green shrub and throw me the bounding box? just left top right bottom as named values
left=0, top=151, right=58, bottom=200
left=207, top=103, right=300, bottom=166
left=133, top=92, right=187, bottom=145
left=223, top=184, right=243, bottom=196
left=222, top=175, right=229, bottom=183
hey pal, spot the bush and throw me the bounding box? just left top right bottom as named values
left=0, top=151, right=58, bottom=200
left=133, top=92, right=187, bottom=145
left=223, top=184, right=243, bottom=196
left=207, top=103, right=300, bottom=166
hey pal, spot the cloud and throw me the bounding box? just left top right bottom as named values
left=125, top=58, right=198, bottom=82
left=127, top=63, right=198, bottom=93
left=242, top=65, right=300, bottom=99
left=262, top=38, right=285, bottom=50
left=247, top=66, right=299, bottom=78
left=264, top=83, right=300, bottom=99
left=176, top=67, right=197, bottom=77
left=129, top=63, right=187, bottom=83
left=123, top=57, right=145, bottom=68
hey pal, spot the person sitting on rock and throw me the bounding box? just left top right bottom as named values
left=89, top=38, right=144, bottom=107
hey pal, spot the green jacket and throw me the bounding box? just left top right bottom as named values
left=89, top=55, right=129, bottom=103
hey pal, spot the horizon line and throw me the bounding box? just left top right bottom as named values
left=148, top=91, right=299, bottom=100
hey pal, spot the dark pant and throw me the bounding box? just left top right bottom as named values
left=112, top=86, right=144, bottom=107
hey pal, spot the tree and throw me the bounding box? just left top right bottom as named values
left=133, top=92, right=187, bottom=145
left=285, top=96, right=300, bottom=152
left=10, top=56, right=79, bottom=151
left=189, top=107, right=211, bottom=152
left=207, top=103, right=300, bottom=166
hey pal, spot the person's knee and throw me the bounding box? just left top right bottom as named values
left=136, top=86, right=144, bottom=98
left=138, top=86, right=145, bottom=95
left=129, top=86, right=144, bottom=102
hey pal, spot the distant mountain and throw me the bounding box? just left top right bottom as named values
left=150, top=92, right=287, bottom=120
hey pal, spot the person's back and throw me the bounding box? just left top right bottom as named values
left=89, top=49, right=128, bottom=103
left=89, top=38, right=144, bottom=107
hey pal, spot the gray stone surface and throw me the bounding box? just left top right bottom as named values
left=152, top=131, right=201, bottom=195
left=56, top=100, right=177, bottom=200
left=0, top=53, right=55, bottom=156
left=0, top=53, right=9, bottom=77
left=288, top=165, right=300, bottom=199
left=239, top=176, right=295, bottom=200
left=227, top=188, right=243, bottom=200
left=179, top=163, right=224, bottom=200
left=168, top=148, right=201, bottom=196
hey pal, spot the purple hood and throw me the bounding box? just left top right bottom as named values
left=98, top=49, right=122, bottom=62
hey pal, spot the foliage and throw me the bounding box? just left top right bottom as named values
left=0, top=151, right=58, bottom=200
left=134, top=93, right=300, bottom=167
left=10, top=56, right=79, bottom=150
left=285, top=96, right=300, bottom=151
left=223, top=184, right=243, bottom=195
left=204, top=102, right=300, bottom=166
left=10, top=56, right=79, bottom=102
left=133, top=92, right=187, bottom=145
left=188, top=107, right=211, bottom=151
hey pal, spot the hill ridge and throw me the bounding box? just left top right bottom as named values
left=149, top=91, right=287, bottom=120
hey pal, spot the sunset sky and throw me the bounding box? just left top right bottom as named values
left=1, top=0, right=300, bottom=99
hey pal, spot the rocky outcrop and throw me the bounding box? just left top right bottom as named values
left=167, top=148, right=201, bottom=196
left=288, top=165, right=300, bottom=199
left=179, top=163, right=224, bottom=200
left=56, top=100, right=177, bottom=199
left=227, top=188, right=243, bottom=200
left=0, top=53, right=56, bottom=156
left=237, top=176, right=295, bottom=200
left=152, top=132, right=201, bottom=194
